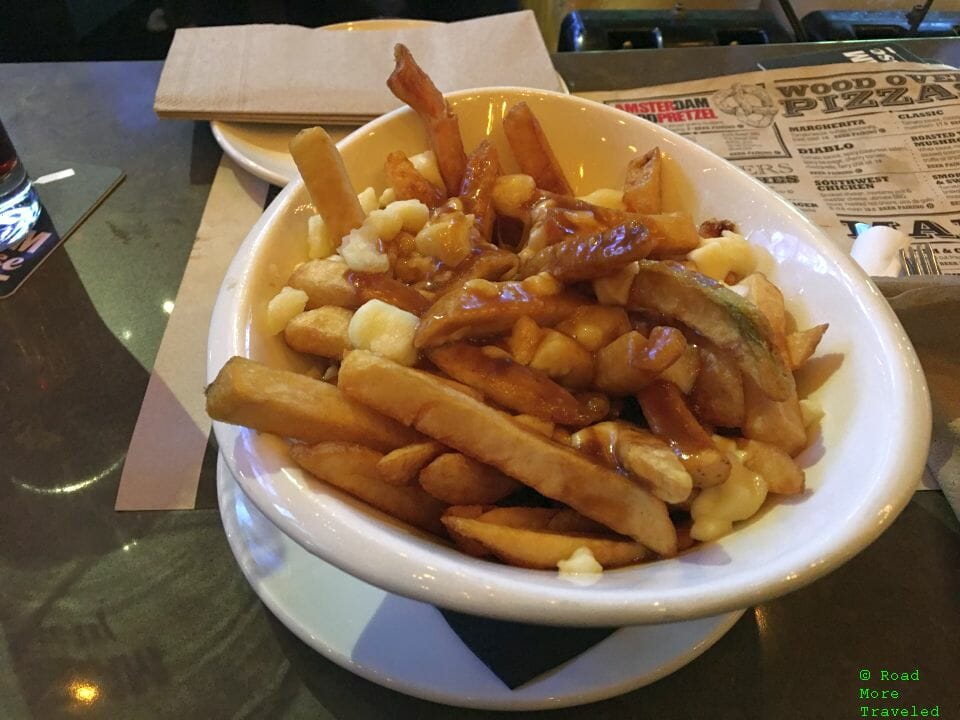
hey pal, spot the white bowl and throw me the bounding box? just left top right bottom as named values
left=208, top=88, right=931, bottom=627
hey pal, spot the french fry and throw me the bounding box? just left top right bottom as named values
left=657, top=344, right=701, bottom=394
left=284, top=306, right=352, bottom=359
left=502, top=102, right=572, bottom=195
left=384, top=150, right=445, bottom=208
left=387, top=44, right=467, bottom=196
left=545, top=508, right=612, bottom=535
left=623, top=148, right=662, bottom=214
left=442, top=516, right=646, bottom=569
left=737, top=438, right=805, bottom=495
left=518, top=220, right=656, bottom=282
left=572, top=421, right=693, bottom=504
left=427, top=342, right=604, bottom=426
left=593, top=328, right=686, bottom=395
left=339, top=350, right=678, bottom=556
left=419, top=453, right=521, bottom=504
left=555, top=305, right=631, bottom=353
left=641, top=213, right=701, bottom=257
left=206, top=356, right=422, bottom=451
left=415, top=276, right=585, bottom=348
left=290, top=442, right=446, bottom=535
left=443, top=505, right=494, bottom=557
left=288, top=258, right=362, bottom=310
left=289, top=127, right=365, bottom=241
left=690, top=345, right=745, bottom=428
left=376, top=440, right=446, bottom=485
left=787, top=324, right=829, bottom=369
left=347, top=271, right=431, bottom=315
left=477, top=506, right=557, bottom=530
left=512, top=414, right=555, bottom=437
left=698, top=218, right=737, bottom=238
left=637, top=381, right=731, bottom=487
left=507, top=315, right=543, bottom=365
left=528, top=329, right=594, bottom=390
left=460, top=140, right=501, bottom=240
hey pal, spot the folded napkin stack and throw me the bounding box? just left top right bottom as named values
left=154, top=11, right=561, bottom=124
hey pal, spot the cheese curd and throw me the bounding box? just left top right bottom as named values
left=266, top=286, right=308, bottom=335
left=557, top=546, right=603, bottom=574
left=687, top=230, right=757, bottom=282
left=348, top=299, right=420, bottom=366
left=357, top=186, right=379, bottom=215
left=576, top=188, right=625, bottom=211
left=593, top=261, right=639, bottom=306
left=409, top=150, right=444, bottom=190
left=339, top=224, right=389, bottom=273
left=307, top=215, right=337, bottom=259
left=690, top=458, right=768, bottom=542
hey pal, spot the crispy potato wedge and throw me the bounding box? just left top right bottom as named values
left=593, top=328, right=686, bottom=395
left=419, top=453, right=521, bottom=504
left=206, top=356, right=421, bottom=451
left=284, top=306, right=352, bottom=359
left=384, top=150, right=445, bottom=208
left=623, top=148, right=662, bottom=214
left=442, top=516, right=646, bottom=569
left=415, top=276, right=585, bottom=348
left=339, top=350, right=678, bottom=556
left=545, top=508, right=612, bottom=535
left=690, top=345, right=745, bottom=428
left=387, top=44, right=467, bottom=196
left=637, top=381, right=731, bottom=488
left=460, top=140, right=501, bottom=241
left=628, top=261, right=792, bottom=401
left=376, top=440, right=446, bottom=485
left=742, top=375, right=808, bottom=456
left=512, top=414, right=556, bottom=437
left=290, top=442, right=445, bottom=535
left=787, top=324, right=829, bottom=369
left=289, top=127, right=365, bottom=242
left=736, top=272, right=807, bottom=455
left=288, top=258, right=362, bottom=310
left=502, top=102, right=572, bottom=195
left=427, top=342, right=603, bottom=426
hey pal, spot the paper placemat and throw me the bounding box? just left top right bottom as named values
left=115, top=157, right=269, bottom=510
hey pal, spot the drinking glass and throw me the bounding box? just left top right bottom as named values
left=0, top=118, right=41, bottom=250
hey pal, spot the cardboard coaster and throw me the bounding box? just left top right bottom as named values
left=0, top=160, right=123, bottom=299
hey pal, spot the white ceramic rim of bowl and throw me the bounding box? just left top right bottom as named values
left=208, top=87, right=931, bottom=627
left=217, top=453, right=746, bottom=710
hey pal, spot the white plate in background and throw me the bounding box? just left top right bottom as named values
left=210, top=18, right=568, bottom=186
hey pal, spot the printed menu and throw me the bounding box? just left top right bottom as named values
left=580, top=62, right=960, bottom=274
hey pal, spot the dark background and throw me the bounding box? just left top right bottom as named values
left=0, top=0, right=519, bottom=62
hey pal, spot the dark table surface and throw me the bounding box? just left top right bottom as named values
left=1, top=39, right=958, bottom=719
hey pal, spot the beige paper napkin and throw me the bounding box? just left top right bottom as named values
left=154, top=11, right=560, bottom=125
left=116, top=157, right=268, bottom=510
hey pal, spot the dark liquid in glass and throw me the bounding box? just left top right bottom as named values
left=0, top=120, right=20, bottom=180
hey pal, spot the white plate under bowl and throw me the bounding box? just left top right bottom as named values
left=210, top=18, right=567, bottom=186
left=218, top=453, right=744, bottom=710
left=208, top=87, right=931, bottom=628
